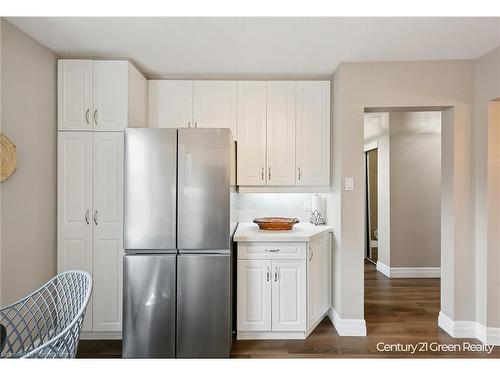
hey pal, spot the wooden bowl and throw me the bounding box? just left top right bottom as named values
left=253, top=217, right=299, bottom=231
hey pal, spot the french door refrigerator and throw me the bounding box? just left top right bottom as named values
left=122, top=128, right=235, bottom=358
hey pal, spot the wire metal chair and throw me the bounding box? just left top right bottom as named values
left=0, top=271, right=92, bottom=358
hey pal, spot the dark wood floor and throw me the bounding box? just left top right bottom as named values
left=77, top=261, right=500, bottom=358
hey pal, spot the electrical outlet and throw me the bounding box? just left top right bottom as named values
left=304, top=200, right=312, bottom=212
left=345, top=177, right=354, bottom=191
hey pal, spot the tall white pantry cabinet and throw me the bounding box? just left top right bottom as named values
left=57, top=59, right=147, bottom=337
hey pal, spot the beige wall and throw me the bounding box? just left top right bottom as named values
left=389, top=111, right=441, bottom=268
left=0, top=19, right=58, bottom=304
left=330, top=60, right=475, bottom=321
left=475, top=45, right=500, bottom=329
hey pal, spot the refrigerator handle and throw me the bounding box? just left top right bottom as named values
left=185, top=152, right=192, bottom=185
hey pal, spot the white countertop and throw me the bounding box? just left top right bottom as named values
left=234, top=222, right=332, bottom=242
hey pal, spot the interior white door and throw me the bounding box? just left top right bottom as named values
left=237, top=81, right=267, bottom=185
left=307, top=235, right=330, bottom=328
left=92, top=132, right=124, bottom=332
left=295, top=81, right=330, bottom=186
left=266, top=81, right=296, bottom=185
left=148, top=80, right=193, bottom=128
left=92, top=61, right=128, bottom=131
left=57, top=131, right=93, bottom=330
left=271, top=259, right=306, bottom=331
left=193, top=81, right=237, bottom=139
left=57, top=60, right=93, bottom=131
left=237, top=260, right=272, bottom=332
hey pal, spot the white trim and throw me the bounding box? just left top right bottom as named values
left=237, top=331, right=308, bottom=340
left=364, top=141, right=378, bottom=152
left=328, top=308, right=366, bottom=336
left=80, top=331, right=122, bottom=340
left=376, top=262, right=440, bottom=278
left=376, top=261, right=391, bottom=277
left=438, top=311, right=500, bottom=346
left=238, top=186, right=331, bottom=194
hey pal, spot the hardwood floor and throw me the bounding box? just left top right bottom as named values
left=77, top=261, right=500, bottom=358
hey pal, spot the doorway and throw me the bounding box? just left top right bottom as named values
left=365, top=147, right=378, bottom=264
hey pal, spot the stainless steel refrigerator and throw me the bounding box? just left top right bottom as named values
left=122, top=128, right=236, bottom=358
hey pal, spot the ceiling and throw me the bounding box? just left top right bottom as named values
left=7, top=17, right=500, bottom=78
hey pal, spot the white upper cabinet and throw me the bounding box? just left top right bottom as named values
left=92, top=132, right=124, bottom=332
left=92, top=61, right=128, bottom=131
left=295, top=81, right=330, bottom=186
left=58, top=60, right=147, bottom=132
left=237, top=82, right=267, bottom=186
left=266, top=82, right=296, bottom=186
left=193, top=81, right=237, bottom=139
left=148, top=80, right=193, bottom=128
left=58, top=60, right=93, bottom=131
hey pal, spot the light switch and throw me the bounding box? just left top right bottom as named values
left=345, top=177, right=354, bottom=191
left=304, top=200, right=312, bottom=212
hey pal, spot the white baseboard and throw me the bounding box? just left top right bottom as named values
left=80, top=331, right=122, bottom=340
left=237, top=331, right=307, bottom=340
left=376, top=261, right=391, bottom=277
left=328, top=308, right=366, bottom=336
left=438, top=311, right=500, bottom=346
left=376, top=262, right=440, bottom=278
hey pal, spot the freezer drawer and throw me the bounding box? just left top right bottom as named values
left=176, top=254, right=232, bottom=358
left=123, top=255, right=176, bottom=358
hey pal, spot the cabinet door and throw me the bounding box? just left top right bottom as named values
left=237, top=82, right=267, bottom=185
left=57, top=132, right=93, bottom=330
left=92, top=132, right=124, bottom=331
left=93, top=61, right=128, bottom=131
left=296, top=81, right=330, bottom=185
left=193, top=81, right=237, bottom=139
left=271, top=259, right=306, bottom=331
left=266, top=82, right=296, bottom=185
left=237, top=260, right=272, bottom=331
left=307, top=234, right=331, bottom=328
left=149, top=80, right=193, bottom=128
left=58, top=60, right=93, bottom=131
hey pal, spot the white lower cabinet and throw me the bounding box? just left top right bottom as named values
left=237, top=233, right=331, bottom=340
left=58, top=131, right=124, bottom=337
left=237, top=260, right=272, bottom=331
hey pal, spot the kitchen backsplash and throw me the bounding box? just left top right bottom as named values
left=237, top=193, right=320, bottom=223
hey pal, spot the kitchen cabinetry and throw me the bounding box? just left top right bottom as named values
left=58, top=132, right=124, bottom=334
left=236, top=80, right=330, bottom=187
left=235, top=227, right=331, bottom=339
left=148, top=80, right=238, bottom=138
left=296, top=81, right=330, bottom=185
left=58, top=59, right=145, bottom=338
left=266, top=81, right=296, bottom=186
left=236, top=82, right=267, bottom=185
left=58, top=59, right=147, bottom=131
